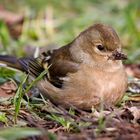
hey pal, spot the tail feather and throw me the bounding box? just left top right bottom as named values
left=0, top=55, right=25, bottom=71
left=0, top=55, right=44, bottom=77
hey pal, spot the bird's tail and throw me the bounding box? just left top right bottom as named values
left=0, top=55, right=44, bottom=77
left=0, top=55, right=25, bottom=71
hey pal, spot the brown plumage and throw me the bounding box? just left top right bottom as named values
left=0, top=23, right=128, bottom=110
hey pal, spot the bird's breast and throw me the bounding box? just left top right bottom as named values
left=64, top=64, right=127, bottom=107
left=38, top=64, right=127, bottom=110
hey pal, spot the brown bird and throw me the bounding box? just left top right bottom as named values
left=0, top=23, right=128, bottom=110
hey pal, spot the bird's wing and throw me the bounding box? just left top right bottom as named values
left=49, top=59, right=79, bottom=78
left=0, top=50, right=79, bottom=88
left=48, top=59, right=80, bottom=87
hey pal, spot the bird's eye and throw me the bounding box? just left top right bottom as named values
left=97, top=45, right=105, bottom=51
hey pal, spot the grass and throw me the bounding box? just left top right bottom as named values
left=47, top=114, right=73, bottom=131
left=14, top=69, right=49, bottom=123
left=0, top=127, right=42, bottom=140
left=14, top=74, right=28, bottom=124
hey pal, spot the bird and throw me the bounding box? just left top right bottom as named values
left=0, top=23, right=128, bottom=110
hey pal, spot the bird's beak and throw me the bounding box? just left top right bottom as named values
left=108, top=49, right=127, bottom=60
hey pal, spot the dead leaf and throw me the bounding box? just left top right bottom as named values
left=125, top=64, right=140, bottom=79
left=121, top=107, right=140, bottom=124
left=129, top=107, right=140, bottom=123
left=0, top=8, right=24, bottom=39
left=0, top=81, right=17, bottom=98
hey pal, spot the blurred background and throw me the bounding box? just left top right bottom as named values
left=0, top=0, right=140, bottom=68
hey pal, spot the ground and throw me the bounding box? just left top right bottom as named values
left=0, top=66, right=140, bottom=140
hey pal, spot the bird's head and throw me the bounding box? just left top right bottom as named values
left=70, top=23, right=127, bottom=70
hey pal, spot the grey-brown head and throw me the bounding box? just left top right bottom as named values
left=70, top=23, right=127, bottom=68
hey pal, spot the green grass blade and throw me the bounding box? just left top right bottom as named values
left=14, top=74, right=28, bottom=124
left=0, top=127, right=42, bottom=140
left=14, top=68, right=49, bottom=124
